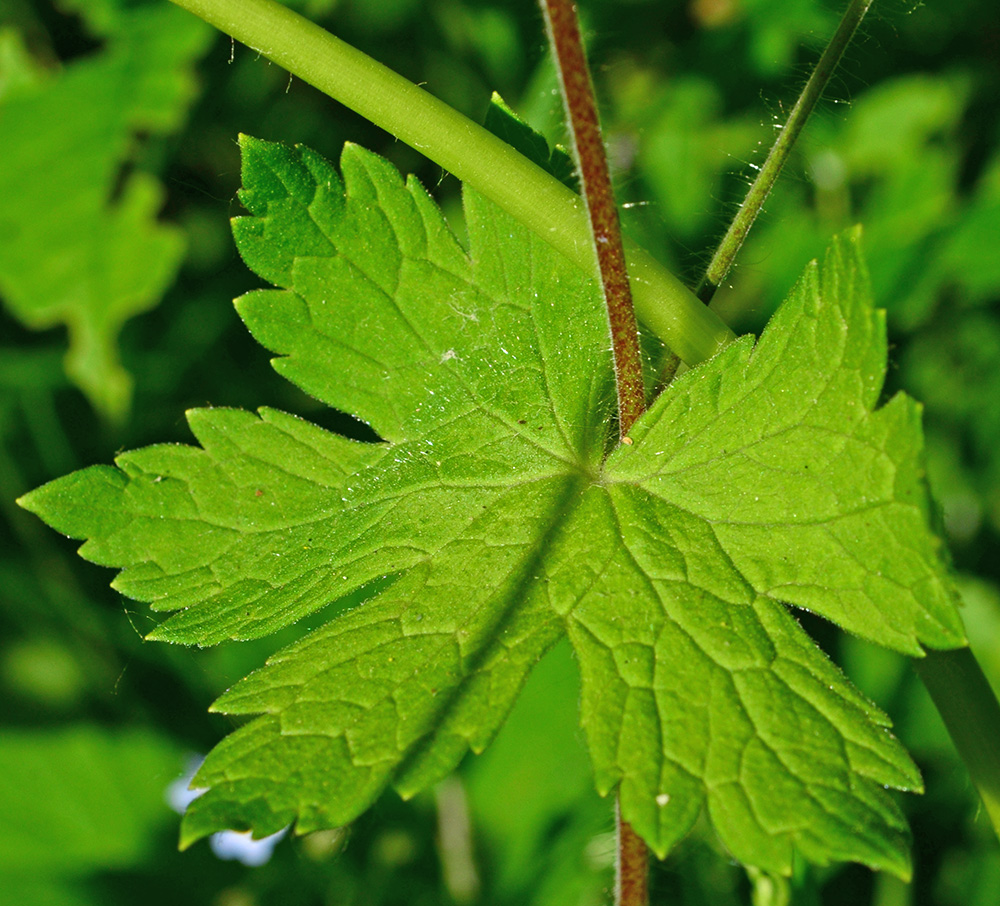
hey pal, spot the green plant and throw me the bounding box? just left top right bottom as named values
left=8, top=0, right=1000, bottom=903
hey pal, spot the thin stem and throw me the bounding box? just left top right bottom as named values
left=541, top=0, right=644, bottom=437
left=696, top=0, right=875, bottom=303
left=913, top=647, right=1000, bottom=836
left=167, top=0, right=734, bottom=367
left=540, top=3, right=647, bottom=896
left=616, top=801, right=650, bottom=906
left=434, top=777, right=480, bottom=903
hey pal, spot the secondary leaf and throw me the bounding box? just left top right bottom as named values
left=20, top=135, right=964, bottom=877
left=0, top=726, right=184, bottom=875
left=0, top=3, right=211, bottom=421
left=484, top=93, right=578, bottom=190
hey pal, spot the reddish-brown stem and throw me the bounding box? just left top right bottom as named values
left=541, top=0, right=645, bottom=439
left=616, top=802, right=650, bottom=906
left=541, top=3, right=650, bottom=903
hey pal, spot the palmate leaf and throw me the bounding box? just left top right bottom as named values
left=20, top=135, right=964, bottom=878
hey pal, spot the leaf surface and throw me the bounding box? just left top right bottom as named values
left=20, top=135, right=965, bottom=877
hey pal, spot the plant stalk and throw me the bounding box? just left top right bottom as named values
left=616, top=801, right=650, bottom=906
left=167, top=0, right=734, bottom=366
left=541, top=0, right=648, bottom=893
left=913, top=646, right=1000, bottom=834
left=541, top=0, right=644, bottom=438
left=696, top=0, right=875, bottom=303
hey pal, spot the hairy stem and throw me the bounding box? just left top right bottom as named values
left=541, top=0, right=644, bottom=437
left=541, top=1, right=647, bottom=894
left=696, top=0, right=875, bottom=303
left=913, top=647, right=1000, bottom=835
left=616, top=802, right=650, bottom=906
left=168, top=0, right=733, bottom=365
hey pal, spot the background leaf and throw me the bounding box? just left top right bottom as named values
left=0, top=725, right=184, bottom=875
left=0, top=0, right=212, bottom=421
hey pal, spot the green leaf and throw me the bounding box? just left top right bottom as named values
left=632, top=77, right=764, bottom=240
left=20, top=135, right=965, bottom=878
left=0, top=726, right=184, bottom=875
left=465, top=640, right=608, bottom=904
left=0, top=4, right=212, bottom=421
left=483, top=93, right=578, bottom=191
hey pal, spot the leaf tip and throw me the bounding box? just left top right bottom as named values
left=178, top=814, right=211, bottom=852
left=14, top=489, right=39, bottom=516
left=237, top=132, right=261, bottom=153
left=15, top=466, right=128, bottom=539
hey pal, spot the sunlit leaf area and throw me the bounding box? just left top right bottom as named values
left=2, top=1, right=998, bottom=904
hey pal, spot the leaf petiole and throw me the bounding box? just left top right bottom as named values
left=541, top=0, right=645, bottom=437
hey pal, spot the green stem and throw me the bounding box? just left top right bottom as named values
left=696, top=0, right=875, bottom=303
left=167, top=0, right=733, bottom=366
left=913, top=647, right=1000, bottom=835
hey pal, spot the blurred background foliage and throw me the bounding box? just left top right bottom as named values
left=1, top=0, right=998, bottom=903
